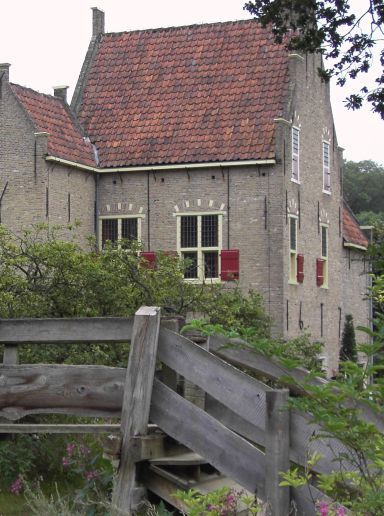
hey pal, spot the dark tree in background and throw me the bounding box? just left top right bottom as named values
left=344, top=160, right=384, bottom=214
left=244, top=0, right=384, bottom=118
left=340, top=314, right=358, bottom=362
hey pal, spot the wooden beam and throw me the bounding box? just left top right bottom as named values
left=0, top=364, right=125, bottom=415
left=158, top=327, right=271, bottom=429
left=112, top=306, right=161, bottom=514
left=265, top=389, right=290, bottom=516
left=0, top=424, right=120, bottom=434
left=0, top=317, right=133, bottom=344
left=150, top=378, right=266, bottom=496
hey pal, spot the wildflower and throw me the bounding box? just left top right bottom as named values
left=66, top=442, right=76, bottom=457
left=10, top=476, right=23, bottom=496
left=62, top=457, right=70, bottom=467
left=337, top=507, right=345, bottom=516
left=319, top=501, right=329, bottom=516
left=226, top=493, right=235, bottom=505
left=79, top=444, right=90, bottom=456
left=85, top=470, right=99, bottom=482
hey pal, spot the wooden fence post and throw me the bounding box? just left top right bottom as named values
left=112, top=306, right=161, bottom=515
left=265, top=389, right=290, bottom=516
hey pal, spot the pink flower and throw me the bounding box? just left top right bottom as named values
left=337, top=507, right=345, bottom=516
left=66, top=442, right=76, bottom=457
left=319, top=501, right=329, bottom=516
left=85, top=470, right=98, bottom=482
left=62, top=457, right=70, bottom=467
left=10, top=476, right=23, bottom=496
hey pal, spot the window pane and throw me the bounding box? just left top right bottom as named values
left=322, top=226, right=328, bottom=257
left=201, top=215, right=218, bottom=247
left=204, top=251, right=218, bottom=278
left=290, top=217, right=297, bottom=251
left=183, top=252, right=198, bottom=278
left=102, top=219, right=118, bottom=246
left=181, top=216, right=197, bottom=248
left=292, top=128, right=299, bottom=154
left=323, top=142, right=329, bottom=167
left=122, top=218, right=138, bottom=240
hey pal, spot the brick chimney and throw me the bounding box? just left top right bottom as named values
left=0, top=63, right=10, bottom=83
left=53, top=85, right=69, bottom=103
left=92, top=7, right=105, bottom=38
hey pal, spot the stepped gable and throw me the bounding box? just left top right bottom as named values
left=343, top=204, right=369, bottom=249
left=11, top=84, right=96, bottom=167
left=77, top=20, right=290, bottom=168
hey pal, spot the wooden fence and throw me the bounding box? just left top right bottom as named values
left=0, top=308, right=382, bottom=515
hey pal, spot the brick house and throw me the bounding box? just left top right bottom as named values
left=0, top=8, right=370, bottom=373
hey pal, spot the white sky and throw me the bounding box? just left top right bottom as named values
left=1, top=0, right=382, bottom=165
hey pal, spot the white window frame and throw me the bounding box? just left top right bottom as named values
left=322, top=141, right=331, bottom=194
left=288, top=214, right=298, bottom=284
left=320, top=223, right=329, bottom=288
left=176, top=212, right=223, bottom=282
left=99, top=214, right=144, bottom=249
left=291, top=126, right=300, bottom=183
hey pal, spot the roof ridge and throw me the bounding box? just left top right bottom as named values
left=10, top=82, right=63, bottom=103
left=102, top=17, right=258, bottom=38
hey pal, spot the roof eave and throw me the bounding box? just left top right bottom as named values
left=45, top=156, right=276, bottom=172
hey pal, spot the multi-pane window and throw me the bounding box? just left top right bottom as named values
left=178, top=214, right=221, bottom=281
left=289, top=215, right=298, bottom=283
left=323, top=142, right=331, bottom=192
left=321, top=224, right=329, bottom=287
left=292, top=127, right=300, bottom=182
left=100, top=217, right=140, bottom=248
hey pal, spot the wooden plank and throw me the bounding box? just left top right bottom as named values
left=210, top=335, right=384, bottom=432
left=265, top=390, right=290, bottom=516
left=292, top=484, right=333, bottom=516
left=150, top=378, right=266, bottom=496
left=0, top=424, right=120, bottom=434
left=205, top=395, right=266, bottom=447
left=0, top=364, right=125, bottom=416
left=150, top=452, right=206, bottom=466
left=0, top=317, right=133, bottom=344
left=112, top=306, right=161, bottom=514
left=3, top=345, right=18, bottom=365
left=158, top=327, right=271, bottom=429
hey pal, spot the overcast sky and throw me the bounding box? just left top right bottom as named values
left=1, top=0, right=382, bottom=165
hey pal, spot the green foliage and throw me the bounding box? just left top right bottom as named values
left=174, top=487, right=259, bottom=515
left=339, top=314, right=357, bottom=363
left=244, top=1, right=384, bottom=117
left=0, top=435, right=36, bottom=487
left=183, top=319, right=323, bottom=372
left=344, top=160, right=384, bottom=215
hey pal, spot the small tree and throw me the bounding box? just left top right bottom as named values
left=340, top=314, right=357, bottom=363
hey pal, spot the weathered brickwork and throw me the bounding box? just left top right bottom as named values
left=0, top=66, right=94, bottom=246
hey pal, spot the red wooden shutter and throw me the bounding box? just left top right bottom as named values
left=140, top=251, right=156, bottom=269
left=220, top=249, right=239, bottom=281
left=297, top=254, right=304, bottom=283
left=316, top=258, right=324, bottom=286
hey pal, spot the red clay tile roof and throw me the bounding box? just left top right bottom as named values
left=343, top=204, right=368, bottom=249
left=77, top=20, right=290, bottom=168
left=11, top=84, right=96, bottom=167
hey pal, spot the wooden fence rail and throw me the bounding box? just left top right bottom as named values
left=0, top=310, right=380, bottom=514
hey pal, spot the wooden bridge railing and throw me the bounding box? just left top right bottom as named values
left=1, top=308, right=382, bottom=514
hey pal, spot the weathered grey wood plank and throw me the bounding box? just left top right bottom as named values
left=0, top=317, right=133, bottom=344
left=265, top=390, right=290, bottom=516
left=205, top=395, right=266, bottom=447
left=210, top=335, right=384, bottom=432
left=0, top=424, right=121, bottom=433
left=3, top=345, right=18, bottom=365
left=150, top=378, right=266, bottom=496
left=112, top=306, right=161, bottom=514
left=292, top=484, right=333, bottom=516
left=158, top=327, right=271, bottom=429
left=0, top=364, right=125, bottom=414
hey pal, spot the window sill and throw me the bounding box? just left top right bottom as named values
left=184, top=278, right=221, bottom=284
left=288, top=280, right=298, bottom=285
left=319, top=284, right=329, bottom=290
left=322, top=189, right=331, bottom=195
left=291, top=178, right=300, bottom=185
